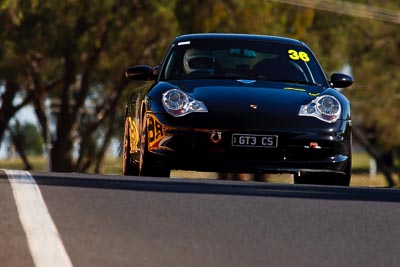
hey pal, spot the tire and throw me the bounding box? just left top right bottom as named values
left=294, top=160, right=351, bottom=186
left=122, top=117, right=139, bottom=176
left=139, top=115, right=170, bottom=177
left=294, top=172, right=350, bottom=186
left=294, top=142, right=352, bottom=186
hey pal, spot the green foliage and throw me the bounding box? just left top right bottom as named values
left=344, top=5, right=400, bottom=150
left=0, top=0, right=181, bottom=172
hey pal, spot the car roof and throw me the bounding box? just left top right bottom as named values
left=174, top=33, right=304, bottom=46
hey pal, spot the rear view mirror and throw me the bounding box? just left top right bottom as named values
left=125, top=65, right=155, bottom=81
left=228, top=48, right=256, bottom=58
left=330, top=73, right=353, bottom=88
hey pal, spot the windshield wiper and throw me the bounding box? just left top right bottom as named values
left=268, top=79, right=321, bottom=86
left=207, top=75, right=249, bottom=80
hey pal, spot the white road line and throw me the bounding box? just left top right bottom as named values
left=5, top=170, right=73, bottom=267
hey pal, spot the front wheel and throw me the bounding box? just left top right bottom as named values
left=139, top=116, right=170, bottom=177
left=294, top=164, right=351, bottom=186
left=294, top=155, right=352, bottom=186
left=122, top=117, right=139, bottom=176
left=294, top=162, right=351, bottom=186
left=294, top=172, right=350, bottom=186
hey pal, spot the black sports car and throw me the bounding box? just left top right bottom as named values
left=123, top=33, right=353, bottom=186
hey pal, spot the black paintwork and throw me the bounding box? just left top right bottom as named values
left=123, top=33, right=353, bottom=185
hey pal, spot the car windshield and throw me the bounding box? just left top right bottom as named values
left=160, top=39, right=328, bottom=86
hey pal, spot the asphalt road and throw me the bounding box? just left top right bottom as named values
left=1, top=170, right=400, bottom=267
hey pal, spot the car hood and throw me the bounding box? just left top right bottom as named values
left=169, top=79, right=320, bottom=112
left=156, top=79, right=336, bottom=131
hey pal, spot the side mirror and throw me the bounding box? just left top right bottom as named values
left=125, top=65, right=155, bottom=81
left=330, top=73, right=353, bottom=88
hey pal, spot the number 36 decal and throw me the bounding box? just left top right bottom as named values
left=288, top=50, right=310, bottom=62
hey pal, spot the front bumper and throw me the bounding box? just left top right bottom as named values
left=145, top=113, right=351, bottom=174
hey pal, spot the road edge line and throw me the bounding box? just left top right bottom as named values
left=5, top=170, right=73, bottom=267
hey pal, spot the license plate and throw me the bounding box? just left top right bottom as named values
left=231, top=134, right=278, bottom=148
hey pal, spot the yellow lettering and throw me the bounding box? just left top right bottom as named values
left=288, top=50, right=310, bottom=62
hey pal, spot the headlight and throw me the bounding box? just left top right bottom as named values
left=299, top=95, right=341, bottom=123
left=162, top=89, right=208, bottom=117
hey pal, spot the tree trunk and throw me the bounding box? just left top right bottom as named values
left=8, top=121, right=33, bottom=170
left=0, top=79, right=19, bottom=142
left=352, top=126, right=396, bottom=187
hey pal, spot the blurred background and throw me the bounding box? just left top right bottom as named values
left=0, top=0, right=399, bottom=186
